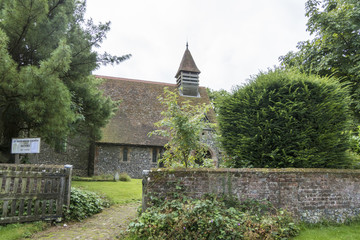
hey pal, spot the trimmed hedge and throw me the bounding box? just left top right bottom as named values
left=218, top=69, right=353, bottom=168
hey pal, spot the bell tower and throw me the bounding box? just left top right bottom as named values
left=175, top=43, right=201, bottom=97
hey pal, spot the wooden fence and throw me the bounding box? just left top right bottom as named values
left=0, top=164, right=72, bottom=224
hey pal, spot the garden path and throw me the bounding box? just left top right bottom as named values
left=29, top=203, right=139, bottom=240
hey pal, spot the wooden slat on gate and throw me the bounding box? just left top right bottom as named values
left=0, top=164, right=72, bottom=224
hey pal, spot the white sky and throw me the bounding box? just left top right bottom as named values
left=85, top=0, right=311, bottom=91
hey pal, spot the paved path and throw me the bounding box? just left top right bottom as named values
left=30, top=203, right=139, bottom=240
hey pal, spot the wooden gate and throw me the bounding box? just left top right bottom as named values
left=0, top=164, right=72, bottom=224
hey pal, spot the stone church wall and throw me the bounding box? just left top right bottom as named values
left=94, top=144, right=159, bottom=179
left=28, top=135, right=90, bottom=176
left=201, top=130, right=221, bottom=166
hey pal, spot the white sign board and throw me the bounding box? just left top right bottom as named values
left=11, top=138, right=41, bottom=154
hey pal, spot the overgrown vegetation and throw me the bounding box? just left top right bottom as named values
left=126, top=195, right=299, bottom=240
left=149, top=88, right=215, bottom=168
left=218, top=69, right=354, bottom=168
left=63, top=187, right=110, bottom=221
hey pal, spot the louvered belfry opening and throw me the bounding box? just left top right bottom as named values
left=175, top=43, right=201, bottom=97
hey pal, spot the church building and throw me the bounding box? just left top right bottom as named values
left=29, top=44, right=219, bottom=178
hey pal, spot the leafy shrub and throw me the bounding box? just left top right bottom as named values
left=127, top=195, right=299, bottom=240
left=64, top=187, right=110, bottom=221
left=118, top=172, right=132, bottom=182
left=218, top=69, right=354, bottom=168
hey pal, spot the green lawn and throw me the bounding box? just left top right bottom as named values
left=293, top=222, right=360, bottom=240
left=72, top=179, right=142, bottom=204
left=0, top=221, right=48, bottom=240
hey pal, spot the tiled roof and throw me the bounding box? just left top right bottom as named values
left=95, top=75, right=215, bottom=146
left=175, top=46, right=201, bottom=78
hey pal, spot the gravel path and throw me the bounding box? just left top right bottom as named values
left=29, top=203, right=139, bottom=240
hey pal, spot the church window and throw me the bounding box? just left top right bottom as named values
left=152, top=148, right=157, bottom=163
left=123, top=147, right=128, bottom=162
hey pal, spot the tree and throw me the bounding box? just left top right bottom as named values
left=280, top=0, right=360, bottom=117
left=0, top=0, right=130, bottom=159
left=206, top=88, right=230, bottom=114
left=149, top=88, right=215, bottom=168
left=218, top=69, right=354, bottom=168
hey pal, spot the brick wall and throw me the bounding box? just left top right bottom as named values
left=143, top=168, right=360, bottom=223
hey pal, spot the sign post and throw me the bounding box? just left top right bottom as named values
left=11, top=138, right=41, bottom=163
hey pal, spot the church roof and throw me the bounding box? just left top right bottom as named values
left=95, top=75, right=215, bottom=146
left=175, top=45, right=201, bottom=78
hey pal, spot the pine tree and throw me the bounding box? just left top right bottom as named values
left=0, top=0, right=130, bottom=159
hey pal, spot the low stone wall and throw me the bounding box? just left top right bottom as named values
left=142, top=168, right=360, bottom=223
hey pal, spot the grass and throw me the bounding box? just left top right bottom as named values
left=0, top=179, right=142, bottom=240
left=0, top=221, right=48, bottom=240
left=72, top=179, right=142, bottom=204
left=293, top=222, right=360, bottom=240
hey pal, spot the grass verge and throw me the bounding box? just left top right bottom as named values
left=72, top=179, right=142, bottom=204
left=0, top=221, right=48, bottom=240
left=293, top=222, right=360, bottom=240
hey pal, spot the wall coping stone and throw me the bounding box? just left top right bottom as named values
left=150, top=167, right=360, bottom=174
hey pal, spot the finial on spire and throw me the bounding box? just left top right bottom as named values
left=186, top=42, right=188, bottom=49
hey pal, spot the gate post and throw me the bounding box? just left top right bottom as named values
left=64, top=164, right=73, bottom=210
left=142, top=170, right=150, bottom=212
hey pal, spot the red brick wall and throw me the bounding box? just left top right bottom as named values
left=143, top=168, right=360, bottom=223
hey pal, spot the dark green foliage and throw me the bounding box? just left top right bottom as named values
left=64, top=187, right=110, bottom=221
left=127, top=195, right=299, bottom=240
left=280, top=0, right=360, bottom=118
left=0, top=0, right=129, bottom=157
left=218, top=69, right=353, bottom=168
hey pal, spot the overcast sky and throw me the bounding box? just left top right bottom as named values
left=85, top=0, right=311, bottom=91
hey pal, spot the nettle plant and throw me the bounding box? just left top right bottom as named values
left=149, top=88, right=215, bottom=168
left=127, top=194, right=299, bottom=240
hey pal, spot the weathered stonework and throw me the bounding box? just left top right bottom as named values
left=201, top=129, right=221, bottom=166
left=28, top=135, right=90, bottom=176
left=94, top=144, right=159, bottom=178
left=143, top=168, right=360, bottom=223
